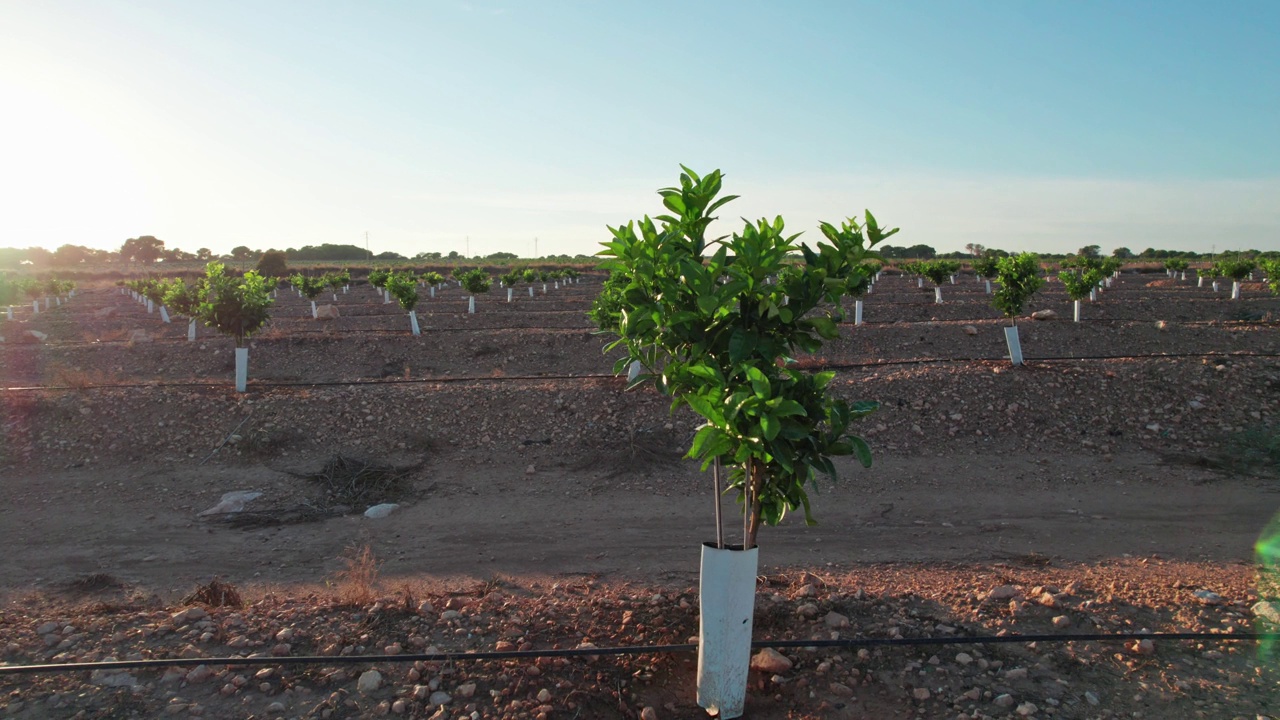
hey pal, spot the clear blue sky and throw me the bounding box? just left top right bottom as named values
left=2, top=0, right=1277, bottom=258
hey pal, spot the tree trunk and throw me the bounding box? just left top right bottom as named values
left=743, top=459, right=765, bottom=549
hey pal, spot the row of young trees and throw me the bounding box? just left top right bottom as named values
left=0, top=276, right=77, bottom=318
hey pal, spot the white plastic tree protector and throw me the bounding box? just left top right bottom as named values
left=6, top=307, right=12, bottom=320
left=984, top=279, right=992, bottom=294
left=146, top=299, right=154, bottom=313
left=311, top=300, right=317, bottom=318
left=934, top=286, right=943, bottom=304
left=1232, top=281, right=1241, bottom=300
left=430, top=286, right=435, bottom=298
left=384, top=289, right=392, bottom=304
left=235, top=347, right=249, bottom=392
left=542, top=283, right=548, bottom=293
left=528, top=287, right=534, bottom=297
left=409, top=310, right=420, bottom=335
left=468, top=296, right=476, bottom=314
left=160, top=306, right=170, bottom=323
left=1198, top=276, right=1204, bottom=287
left=32, top=300, right=39, bottom=314
left=1004, top=326, right=1024, bottom=366
left=507, top=288, right=513, bottom=302
left=917, top=277, right=923, bottom=288
left=187, top=319, right=197, bottom=341
left=854, top=299, right=863, bottom=326
left=1074, top=300, right=1081, bottom=322
left=697, top=543, right=758, bottom=719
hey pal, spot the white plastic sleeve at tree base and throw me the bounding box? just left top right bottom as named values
left=1089, top=289, right=1097, bottom=302
left=159, top=306, right=170, bottom=323
left=384, top=290, right=392, bottom=304
left=984, top=279, right=992, bottom=294
left=507, top=288, right=513, bottom=303
left=917, top=278, right=923, bottom=288
left=409, top=310, right=420, bottom=336
left=429, top=287, right=435, bottom=298
left=32, top=301, right=39, bottom=314
left=934, top=287, right=943, bottom=304
left=468, top=296, right=475, bottom=314
left=854, top=300, right=863, bottom=326
left=187, top=319, right=196, bottom=341
left=1005, top=326, right=1024, bottom=366
left=542, top=284, right=548, bottom=293
left=311, top=300, right=317, bottom=319
left=1074, top=300, right=1081, bottom=322
left=1212, top=281, right=1219, bottom=292
left=235, top=347, right=249, bottom=393
left=1198, top=276, right=1204, bottom=287
left=949, top=275, right=955, bottom=284
left=696, top=543, right=758, bottom=720
left=6, top=307, right=12, bottom=320
left=528, top=287, right=534, bottom=297
left=1232, top=281, right=1241, bottom=300
left=146, top=300, right=154, bottom=313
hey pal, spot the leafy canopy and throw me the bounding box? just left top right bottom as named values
left=595, top=166, right=895, bottom=546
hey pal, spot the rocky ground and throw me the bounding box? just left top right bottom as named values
left=1, top=271, right=1279, bottom=718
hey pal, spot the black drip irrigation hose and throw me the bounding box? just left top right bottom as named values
left=4, top=352, right=1280, bottom=393
left=0, top=631, right=1271, bottom=677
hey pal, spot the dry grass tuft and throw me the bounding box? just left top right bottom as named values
left=182, top=578, right=244, bottom=608
left=331, top=544, right=381, bottom=607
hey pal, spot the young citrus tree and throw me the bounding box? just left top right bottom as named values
left=992, top=253, right=1044, bottom=365
left=499, top=269, right=520, bottom=302
left=1215, top=258, right=1256, bottom=300
left=324, top=271, right=350, bottom=301
left=368, top=268, right=392, bottom=303
left=1059, top=264, right=1105, bottom=322
left=459, top=268, right=491, bottom=314
left=920, top=261, right=954, bottom=303
left=199, top=262, right=273, bottom=392
left=290, top=273, right=327, bottom=317
left=141, top=279, right=173, bottom=322
left=972, top=252, right=1000, bottom=294
left=163, top=278, right=206, bottom=341
left=385, top=272, right=421, bottom=335
left=1165, top=258, right=1189, bottom=280
left=597, top=166, right=892, bottom=717
left=1260, top=258, right=1280, bottom=296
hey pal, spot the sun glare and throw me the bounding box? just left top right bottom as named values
left=0, top=82, right=155, bottom=252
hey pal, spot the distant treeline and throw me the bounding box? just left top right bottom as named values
left=0, top=238, right=1273, bottom=270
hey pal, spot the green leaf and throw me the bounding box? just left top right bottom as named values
left=850, top=436, right=873, bottom=468
left=745, top=366, right=770, bottom=399
left=760, top=413, right=780, bottom=440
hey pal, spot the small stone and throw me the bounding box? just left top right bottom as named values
left=640, top=707, right=658, bottom=720
left=955, top=652, right=973, bottom=665
left=186, top=665, right=214, bottom=683
left=987, top=585, right=1019, bottom=601
left=962, top=324, right=979, bottom=336
left=1254, top=600, right=1280, bottom=625
left=824, top=611, right=850, bottom=628
left=440, top=610, right=462, bottom=621
left=357, top=669, right=383, bottom=694
left=1016, top=701, right=1038, bottom=716
left=1030, top=309, right=1056, bottom=320
left=271, top=643, right=291, bottom=656
left=275, top=628, right=294, bottom=642
left=455, top=682, right=476, bottom=698
left=1132, top=638, right=1155, bottom=655
left=829, top=682, right=854, bottom=697
left=1004, top=667, right=1028, bottom=680
left=994, top=693, right=1015, bottom=707
left=364, top=503, right=400, bottom=519
left=89, top=669, right=138, bottom=687
left=1085, top=691, right=1100, bottom=705
left=315, top=304, right=340, bottom=320
left=536, top=688, right=551, bottom=703
left=1052, top=615, right=1071, bottom=628
left=912, top=687, right=931, bottom=700
left=391, top=699, right=407, bottom=714
left=266, top=701, right=286, bottom=715
left=796, top=603, right=820, bottom=618
left=36, top=621, right=59, bottom=635
left=429, top=690, right=451, bottom=706
left=525, top=464, right=536, bottom=475
left=417, top=600, right=435, bottom=615
left=750, top=648, right=793, bottom=674
left=1188, top=399, right=1205, bottom=410
left=1193, top=589, right=1223, bottom=605
left=1154, top=320, right=1169, bottom=331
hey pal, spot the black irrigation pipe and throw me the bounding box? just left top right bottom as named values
left=0, top=631, right=1272, bottom=678
left=6, top=352, right=1280, bottom=394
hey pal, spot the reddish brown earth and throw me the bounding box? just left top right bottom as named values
left=1, top=271, right=1279, bottom=719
